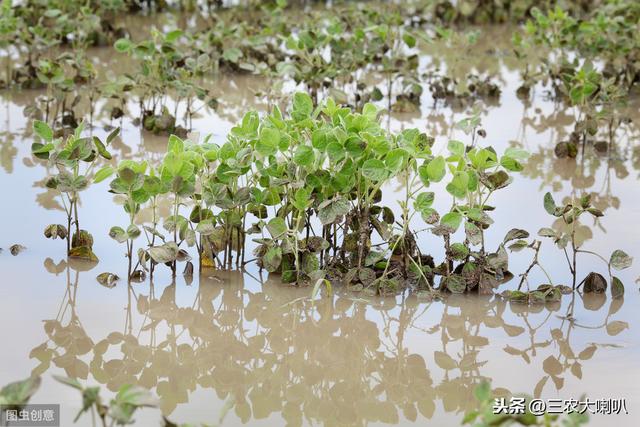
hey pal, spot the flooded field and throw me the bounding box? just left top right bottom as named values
left=1, top=3, right=640, bottom=427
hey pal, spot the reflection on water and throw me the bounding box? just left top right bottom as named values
left=19, top=259, right=634, bottom=426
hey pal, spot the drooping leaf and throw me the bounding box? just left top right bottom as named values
left=434, top=351, right=457, bottom=370
left=583, top=272, right=607, bottom=293
left=318, top=198, right=351, bottom=225
left=68, top=246, right=99, bottom=262
left=53, top=375, right=83, bottom=391
left=503, top=228, right=529, bottom=243
left=92, top=136, right=112, bottom=160
left=267, top=217, right=287, bottom=239
left=262, top=246, right=282, bottom=272
left=611, top=276, right=624, bottom=299
left=606, top=320, right=629, bottom=336
left=148, top=243, right=179, bottom=264
left=542, top=356, right=562, bottom=376
left=543, top=192, right=558, bottom=216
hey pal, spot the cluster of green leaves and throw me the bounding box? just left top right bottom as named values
left=277, top=6, right=424, bottom=110
left=96, top=134, right=213, bottom=281
left=514, top=0, right=640, bottom=117
left=514, top=2, right=637, bottom=146
left=1, top=0, right=126, bottom=86
left=416, top=112, right=532, bottom=294
left=31, top=120, right=118, bottom=262
left=522, top=3, right=640, bottom=91
left=55, top=375, right=158, bottom=426
left=114, top=29, right=217, bottom=134
left=425, top=0, right=597, bottom=25
left=84, top=94, right=539, bottom=296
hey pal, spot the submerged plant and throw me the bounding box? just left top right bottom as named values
left=31, top=121, right=118, bottom=261
left=114, top=29, right=216, bottom=135
left=540, top=192, right=633, bottom=295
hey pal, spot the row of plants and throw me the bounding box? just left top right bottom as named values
left=31, top=93, right=633, bottom=299
left=512, top=2, right=639, bottom=158
left=6, top=0, right=638, bottom=138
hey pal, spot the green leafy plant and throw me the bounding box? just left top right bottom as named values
left=0, top=376, right=41, bottom=411
left=31, top=121, right=118, bottom=261
left=54, top=376, right=159, bottom=426
left=540, top=192, right=633, bottom=296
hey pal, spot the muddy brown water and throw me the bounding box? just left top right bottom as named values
left=1, top=23, right=639, bottom=426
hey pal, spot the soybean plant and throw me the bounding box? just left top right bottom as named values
left=32, top=121, right=117, bottom=261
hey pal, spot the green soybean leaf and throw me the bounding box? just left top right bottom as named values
left=384, top=148, right=407, bottom=174
left=222, top=47, right=242, bottom=63
left=257, top=127, right=279, bottom=156
left=414, top=192, right=435, bottom=213
left=362, top=159, right=387, bottom=181
left=504, top=147, right=529, bottom=160
left=263, top=246, right=283, bottom=272
left=94, top=166, right=114, bottom=183
left=113, top=384, right=158, bottom=408
left=33, top=120, right=53, bottom=142
left=500, top=155, right=523, bottom=172
left=292, top=92, right=313, bottom=122
left=93, top=136, right=112, bottom=160
left=106, top=127, right=120, bottom=145
left=446, top=171, right=469, bottom=198
left=108, top=226, right=128, bottom=243
left=0, top=376, right=41, bottom=407
left=293, top=145, right=315, bottom=167
left=267, top=217, right=287, bottom=239
left=168, top=134, right=184, bottom=153
left=450, top=243, right=469, bottom=260
left=426, top=156, right=446, bottom=182
left=165, top=30, right=183, bottom=43
left=447, top=140, right=465, bottom=157
left=114, top=38, right=132, bottom=52
left=293, top=188, right=312, bottom=211
left=441, top=212, right=462, bottom=232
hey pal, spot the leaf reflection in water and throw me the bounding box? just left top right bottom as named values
left=26, top=262, right=632, bottom=425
